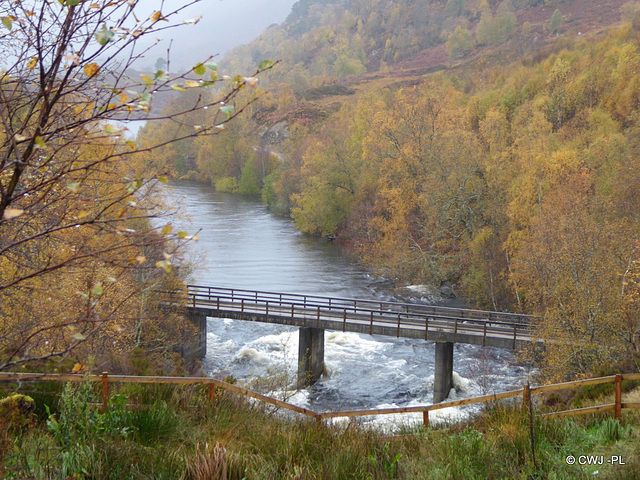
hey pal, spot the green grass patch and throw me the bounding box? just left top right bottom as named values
left=2, top=382, right=640, bottom=479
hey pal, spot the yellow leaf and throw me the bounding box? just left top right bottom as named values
left=84, top=62, right=100, bottom=78
left=67, top=182, right=81, bottom=193
left=135, top=256, right=146, bottom=264
left=185, top=79, right=200, bottom=88
left=3, top=208, right=24, bottom=220
left=34, top=136, right=46, bottom=149
left=151, top=11, right=166, bottom=23
left=155, top=260, right=172, bottom=273
left=65, top=54, right=81, bottom=66
left=27, top=57, right=37, bottom=70
left=71, top=363, right=87, bottom=373
left=140, top=73, right=153, bottom=85
left=243, top=76, right=259, bottom=87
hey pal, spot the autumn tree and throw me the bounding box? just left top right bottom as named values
left=0, top=0, right=272, bottom=371
left=511, top=174, right=639, bottom=381
left=447, top=26, right=473, bottom=59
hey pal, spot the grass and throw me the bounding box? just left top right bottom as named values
left=2, top=381, right=640, bottom=479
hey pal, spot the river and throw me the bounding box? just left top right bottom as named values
left=167, top=180, right=529, bottom=427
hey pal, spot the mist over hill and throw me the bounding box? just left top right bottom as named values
left=134, top=0, right=298, bottom=71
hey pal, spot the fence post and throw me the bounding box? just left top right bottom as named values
left=423, top=410, right=429, bottom=429
left=523, top=383, right=530, bottom=412
left=209, top=383, right=216, bottom=405
left=101, top=372, right=109, bottom=413
left=615, top=374, right=622, bottom=419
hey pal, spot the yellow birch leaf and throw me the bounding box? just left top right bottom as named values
left=3, top=208, right=24, bottom=220
left=151, top=11, right=166, bottom=23
left=84, top=62, right=100, bottom=78
left=155, top=260, right=172, bottom=272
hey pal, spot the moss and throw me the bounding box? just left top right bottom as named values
left=0, top=394, right=35, bottom=430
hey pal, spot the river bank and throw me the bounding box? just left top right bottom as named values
left=166, top=181, right=527, bottom=423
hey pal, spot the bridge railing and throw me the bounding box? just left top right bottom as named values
left=183, top=285, right=536, bottom=348
left=187, top=285, right=536, bottom=324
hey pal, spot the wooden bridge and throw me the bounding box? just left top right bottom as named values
left=181, top=285, right=542, bottom=403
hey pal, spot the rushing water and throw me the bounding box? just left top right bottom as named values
left=167, top=180, right=530, bottom=427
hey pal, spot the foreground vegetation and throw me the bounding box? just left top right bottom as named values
left=0, top=1, right=274, bottom=374
left=2, top=379, right=640, bottom=479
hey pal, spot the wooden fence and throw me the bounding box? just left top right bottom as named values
left=1, top=372, right=640, bottom=428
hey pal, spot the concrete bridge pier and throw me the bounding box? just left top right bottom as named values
left=182, top=311, right=207, bottom=361
left=298, top=327, right=325, bottom=388
left=433, top=341, right=454, bottom=403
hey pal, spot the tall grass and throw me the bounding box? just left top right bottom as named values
left=2, top=381, right=639, bottom=479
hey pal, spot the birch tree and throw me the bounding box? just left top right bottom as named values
left=0, top=0, right=273, bottom=370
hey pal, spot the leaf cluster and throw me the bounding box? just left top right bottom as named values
left=0, top=1, right=272, bottom=371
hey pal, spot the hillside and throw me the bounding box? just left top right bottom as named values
left=138, top=0, right=640, bottom=381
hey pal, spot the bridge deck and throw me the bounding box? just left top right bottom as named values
left=183, top=286, right=541, bottom=350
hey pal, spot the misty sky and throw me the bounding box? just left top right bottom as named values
left=136, top=0, right=298, bottom=71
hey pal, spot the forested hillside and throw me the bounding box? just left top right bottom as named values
left=138, top=0, right=640, bottom=379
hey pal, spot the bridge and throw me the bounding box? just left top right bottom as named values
left=181, top=285, right=541, bottom=403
